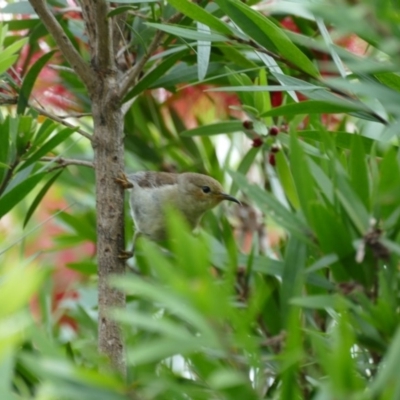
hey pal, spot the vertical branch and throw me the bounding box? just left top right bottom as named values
left=92, top=90, right=126, bottom=374
left=93, top=0, right=113, bottom=70
left=79, top=0, right=97, bottom=56
left=79, top=0, right=113, bottom=70
left=88, top=0, right=126, bottom=371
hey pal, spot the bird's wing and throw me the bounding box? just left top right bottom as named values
left=127, top=171, right=179, bottom=188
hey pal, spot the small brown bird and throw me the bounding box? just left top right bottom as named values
left=118, top=171, right=240, bottom=253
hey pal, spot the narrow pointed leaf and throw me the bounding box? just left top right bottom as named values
left=181, top=121, right=244, bottom=137
left=145, top=22, right=227, bottom=42
left=214, top=0, right=318, bottom=77
left=17, top=50, right=57, bottom=115
left=18, top=127, right=76, bottom=172
left=167, top=0, right=232, bottom=35
left=260, top=100, right=368, bottom=117
left=197, top=22, right=211, bottom=81
left=123, top=50, right=188, bottom=102
left=0, top=172, right=47, bottom=219
left=23, top=170, right=63, bottom=227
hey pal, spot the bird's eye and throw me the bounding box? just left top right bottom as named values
left=202, top=186, right=211, bottom=193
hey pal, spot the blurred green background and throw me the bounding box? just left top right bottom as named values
left=1, top=0, right=400, bottom=398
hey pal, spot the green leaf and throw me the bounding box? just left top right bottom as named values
left=0, top=56, right=18, bottom=76
left=0, top=37, right=28, bottom=74
left=334, top=164, right=370, bottom=234
left=126, top=338, right=200, bottom=366
left=276, top=151, right=300, bottom=209
left=123, top=50, right=188, bottom=102
left=281, top=237, right=306, bottom=325
left=31, top=118, right=58, bottom=148
left=20, top=354, right=125, bottom=399
left=181, top=121, right=244, bottom=137
left=307, top=158, right=334, bottom=204
left=230, top=147, right=260, bottom=196
left=0, top=172, right=47, bottom=219
left=0, top=352, right=16, bottom=398
left=23, top=170, right=63, bottom=228
left=300, top=130, right=376, bottom=152
left=113, top=273, right=220, bottom=346
left=226, top=70, right=257, bottom=109
left=273, top=73, right=386, bottom=123
left=260, top=100, right=368, bottom=117
left=17, top=50, right=57, bottom=115
left=66, top=260, right=97, bottom=275
left=290, top=294, right=347, bottom=309
left=370, top=326, right=400, bottom=397
left=1, top=37, right=28, bottom=59
left=214, top=0, right=318, bottom=77
left=0, top=23, right=6, bottom=45
left=290, top=131, right=317, bottom=225
left=0, top=119, right=10, bottom=184
left=197, top=22, right=211, bottom=81
left=207, top=84, right=325, bottom=92
left=114, top=309, right=195, bottom=342
left=108, top=0, right=159, bottom=2
left=308, top=204, right=352, bottom=281
left=375, top=71, right=400, bottom=93
left=350, top=134, right=370, bottom=210
left=151, top=62, right=224, bottom=88
left=145, top=22, right=227, bottom=42
left=18, top=127, right=76, bottom=172
left=57, top=211, right=96, bottom=242
left=217, top=43, right=257, bottom=69
left=316, top=18, right=347, bottom=78
left=167, top=0, right=232, bottom=35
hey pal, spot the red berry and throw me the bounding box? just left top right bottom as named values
left=252, top=137, right=263, bottom=148
left=271, top=145, right=280, bottom=153
left=243, top=120, right=254, bottom=130
left=269, top=153, right=276, bottom=166
left=269, top=126, right=279, bottom=136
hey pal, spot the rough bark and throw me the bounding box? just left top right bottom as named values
left=92, top=82, right=126, bottom=373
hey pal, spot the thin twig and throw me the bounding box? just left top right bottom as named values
left=41, top=156, right=94, bottom=168
left=54, top=6, right=82, bottom=14
left=0, top=96, right=18, bottom=105
left=40, top=156, right=94, bottom=171
left=32, top=104, right=93, bottom=142
left=28, top=0, right=93, bottom=88
left=48, top=64, right=75, bottom=74
left=57, top=112, right=92, bottom=119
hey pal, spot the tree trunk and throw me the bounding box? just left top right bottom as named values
left=92, top=79, right=126, bottom=374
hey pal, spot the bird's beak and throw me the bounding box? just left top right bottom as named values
left=220, top=192, right=241, bottom=205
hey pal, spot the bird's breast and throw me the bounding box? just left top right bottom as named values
left=129, top=185, right=181, bottom=240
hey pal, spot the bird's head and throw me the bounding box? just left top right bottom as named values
left=178, top=173, right=240, bottom=214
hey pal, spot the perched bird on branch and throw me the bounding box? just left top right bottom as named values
left=117, top=171, right=240, bottom=256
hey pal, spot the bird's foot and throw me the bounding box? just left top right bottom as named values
left=116, top=172, right=133, bottom=189
left=118, top=250, right=134, bottom=259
